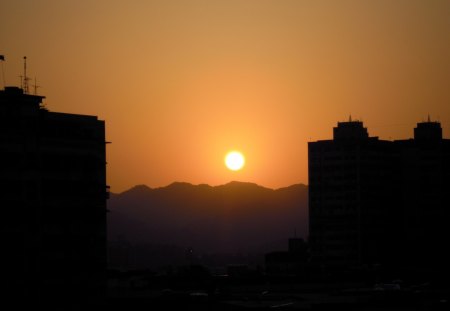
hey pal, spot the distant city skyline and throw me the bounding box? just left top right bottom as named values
left=2, top=0, right=450, bottom=192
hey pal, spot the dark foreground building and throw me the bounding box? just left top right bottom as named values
left=0, top=87, right=107, bottom=307
left=309, top=119, right=450, bottom=272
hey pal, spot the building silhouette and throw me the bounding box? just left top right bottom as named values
left=265, top=238, right=309, bottom=276
left=308, top=119, right=450, bottom=271
left=396, top=120, right=450, bottom=269
left=0, top=87, right=107, bottom=306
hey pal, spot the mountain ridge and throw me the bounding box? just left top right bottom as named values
left=115, top=180, right=308, bottom=195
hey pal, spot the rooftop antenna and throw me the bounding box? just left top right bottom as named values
left=349, top=115, right=352, bottom=122
left=0, top=55, right=6, bottom=88
left=22, top=56, right=30, bottom=94
left=427, top=114, right=431, bottom=122
left=32, top=77, right=40, bottom=95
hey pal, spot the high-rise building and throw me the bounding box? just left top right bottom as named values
left=0, top=86, right=108, bottom=306
left=308, top=119, right=450, bottom=269
left=396, top=120, right=450, bottom=268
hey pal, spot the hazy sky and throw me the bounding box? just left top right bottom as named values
left=2, top=0, right=450, bottom=192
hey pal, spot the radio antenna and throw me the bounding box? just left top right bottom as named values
left=22, top=56, right=30, bottom=94
left=32, top=77, right=41, bottom=95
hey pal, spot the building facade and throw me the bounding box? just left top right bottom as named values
left=396, top=121, right=450, bottom=269
left=0, top=86, right=107, bottom=305
left=308, top=119, right=450, bottom=270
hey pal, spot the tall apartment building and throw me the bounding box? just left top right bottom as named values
left=308, top=119, right=450, bottom=269
left=0, top=86, right=107, bottom=306
left=396, top=121, right=450, bottom=268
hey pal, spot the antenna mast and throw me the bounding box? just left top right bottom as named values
left=32, top=77, right=40, bottom=95
left=22, top=56, right=30, bottom=94
left=0, top=55, right=6, bottom=88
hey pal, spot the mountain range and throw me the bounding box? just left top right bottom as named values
left=107, top=181, right=308, bottom=268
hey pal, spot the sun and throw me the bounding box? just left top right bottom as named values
left=225, top=151, right=245, bottom=171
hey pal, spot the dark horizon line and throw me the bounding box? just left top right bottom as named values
left=112, top=180, right=309, bottom=195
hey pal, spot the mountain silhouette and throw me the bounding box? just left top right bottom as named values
left=108, top=181, right=308, bottom=262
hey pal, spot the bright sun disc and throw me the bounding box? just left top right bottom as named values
left=225, top=151, right=245, bottom=171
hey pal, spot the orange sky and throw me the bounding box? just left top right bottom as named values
left=2, top=0, right=450, bottom=192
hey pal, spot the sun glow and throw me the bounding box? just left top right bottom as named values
left=225, top=151, right=245, bottom=171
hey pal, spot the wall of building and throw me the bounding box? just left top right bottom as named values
left=0, top=87, right=107, bottom=305
left=309, top=120, right=450, bottom=270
